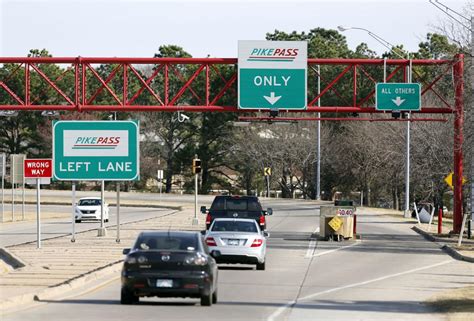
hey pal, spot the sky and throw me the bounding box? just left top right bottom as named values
left=0, top=0, right=468, bottom=58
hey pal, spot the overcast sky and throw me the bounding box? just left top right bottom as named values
left=0, top=0, right=467, bottom=58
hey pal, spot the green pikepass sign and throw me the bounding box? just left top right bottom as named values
left=375, top=83, right=421, bottom=111
left=238, top=40, right=307, bottom=110
left=53, top=121, right=139, bottom=181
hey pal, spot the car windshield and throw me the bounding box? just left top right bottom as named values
left=211, top=221, right=258, bottom=233
left=78, top=199, right=101, bottom=206
left=211, top=198, right=262, bottom=211
left=134, top=234, right=198, bottom=251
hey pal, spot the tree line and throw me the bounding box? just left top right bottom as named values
left=0, top=28, right=471, bottom=209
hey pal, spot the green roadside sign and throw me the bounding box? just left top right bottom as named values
left=375, top=83, right=421, bottom=111
left=53, top=121, right=139, bottom=181
left=238, top=40, right=307, bottom=110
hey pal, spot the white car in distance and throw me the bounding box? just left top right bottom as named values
left=74, top=197, right=109, bottom=223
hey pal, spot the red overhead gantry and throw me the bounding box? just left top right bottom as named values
left=0, top=55, right=465, bottom=232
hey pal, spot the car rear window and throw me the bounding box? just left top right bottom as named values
left=211, top=197, right=262, bottom=211
left=78, top=199, right=101, bottom=206
left=211, top=221, right=258, bottom=233
left=134, top=235, right=198, bottom=251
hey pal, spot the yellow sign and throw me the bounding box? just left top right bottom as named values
left=444, top=172, right=467, bottom=189
left=328, top=216, right=343, bottom=232
left=264, top=167, right=272, bottom=176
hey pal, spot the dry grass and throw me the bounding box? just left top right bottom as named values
left=427, top=286, right=474, bottom=321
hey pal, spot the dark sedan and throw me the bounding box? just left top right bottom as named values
left=121, top=231, right=220, bottom=306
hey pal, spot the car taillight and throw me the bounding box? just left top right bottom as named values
left=259, top=215, right=265, bottom=225
left=184, top=253, right=208, bottom=266
left=206, top=237, right=217, bottom=246
left=206, top=213, right=212, bottom=225
left=251, top=238, right=263, bottom=247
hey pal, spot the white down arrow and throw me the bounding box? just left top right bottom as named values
left=263, top=92, right=282, bottom=105
left=391, top=96, right=406, bottom=107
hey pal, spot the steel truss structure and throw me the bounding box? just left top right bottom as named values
left=0, top=55, right=466, bottom=232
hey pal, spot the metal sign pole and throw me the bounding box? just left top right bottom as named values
left=265, top=175, right=269, bottom=198
left=1, top=154, right=4, bottom=223
left=192, top=173, right=199, bottom=225
left=36, top=177, right=41, bottom=249
left=316, top=64, right=321, bottom=200
left=71, top=181, right=76, bottom=242
left=159, top=179, right=162, bottom=199
left=470, top=16, right=474, bottom=237
left=11, top=158, right=14, bottom=222
left=404, top=59, right=412, bottom=218
left=22, top=173, right=25, bottom=220
left=98, top=180, right=106, bottom=236
left=116, top=182, right=120, bottom=243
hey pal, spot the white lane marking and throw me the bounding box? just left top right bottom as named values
left=311, top=241, right=361, bottom=258
left=304, top=227, right=319, bottom=258
left=267, top=259, right=453, bottom=321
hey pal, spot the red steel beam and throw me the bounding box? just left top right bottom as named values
left=238, top=116, right=448, bottom=122
left=0, top=56, right=457, bottom=112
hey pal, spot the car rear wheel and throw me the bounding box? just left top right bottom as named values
left=201, top=293, right=212, bottom=306
left=256, top=261, right=266, bottom=271
left=212, top=288, right=218, bottom=304
left=121, top=288, right=138, bottom=304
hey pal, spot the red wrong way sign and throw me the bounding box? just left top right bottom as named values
left=24, top=159, right=53, bottom=178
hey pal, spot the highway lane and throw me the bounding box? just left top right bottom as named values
left=3, top=200, right=473, bottom=321
left=0, top=206, right=177, bottom=247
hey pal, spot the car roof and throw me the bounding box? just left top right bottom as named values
left=214, top=195, right=259, bottom=200
left=79, top=197, right=101, bottom=200
left=211, top=218, right=257, bottom=223
left=138, top=231, right=200, bottom=238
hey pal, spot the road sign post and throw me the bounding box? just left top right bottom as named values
left=238, top=41, right=307, bottom=110
left=264, top=167, right=271, bottom=198
left=375, top=83, right=421, bottom=111
left=192, top=156, right=199, bottom=226
left=157, top=169, right=164, bottom=199
left=1, top=153, right=4, bottom=223
left=71, top=182, right=76, bottom=243
left=24, top=158, right=52, bottom=249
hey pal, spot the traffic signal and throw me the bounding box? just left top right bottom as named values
left=192, top=159, right=201, bottom=174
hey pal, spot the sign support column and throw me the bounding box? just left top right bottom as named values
left=71, top=181, right=76, bottom=242
left=36, top=177, right=41, bottom=249
left=98, top=180, right=106, bottom=236
left=23, top=158, right=52, bottom=248
left=1, top=154, right=5, bottom=223
left=116, top=182, right=120, bottom=243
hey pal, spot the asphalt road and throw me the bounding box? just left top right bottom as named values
left=0, top=205, right=177, bottom=247
left=3, top=200, right=473, bottom=321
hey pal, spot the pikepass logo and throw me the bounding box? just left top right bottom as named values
left=247, top=48, right=299, bottom=62
left=72, top=136, right=121, bottom=150
left=63, top=130, right=129, bottom=157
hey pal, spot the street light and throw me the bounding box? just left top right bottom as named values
left=338, top=25, right=412, bottom=217
left=0, top=110, right=18, bottom=117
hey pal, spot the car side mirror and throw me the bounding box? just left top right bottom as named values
left=210, top=250, right=221, bottom=258
left=200, top=230, right=206, bottom=235
left=122, top=248, right=131, bottom=255
left=200, top=206, right=207, bottom=214
left=263, top=231, right=270, bottom=238
left=266, top=208, right=273, bottom=216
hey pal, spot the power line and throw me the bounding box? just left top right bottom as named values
left=429, top=0, right=472, bottom=31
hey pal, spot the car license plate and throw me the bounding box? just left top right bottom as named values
left=156, top=279, right=173, bottom=288
left=228, top=239, right=239, bottom=246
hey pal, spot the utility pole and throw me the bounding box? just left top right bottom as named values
left=192, top=156, right=201, bottom=226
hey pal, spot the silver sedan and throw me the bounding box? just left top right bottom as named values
left=204, top=218, right=268, bottom=270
